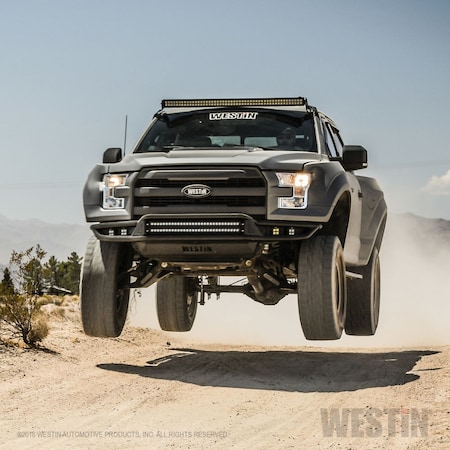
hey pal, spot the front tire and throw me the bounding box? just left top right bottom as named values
left=156, top=276, right=198, bottom=332
left=80, top=236, right=131, bottom=337
left=345, top=247, right=380, bottom=335
left=297, top=235, right=347, bottom=340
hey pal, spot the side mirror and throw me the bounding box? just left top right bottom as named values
left=103, top=148, right=123, bottom=164
left=342, top=145, right=368, bottom=171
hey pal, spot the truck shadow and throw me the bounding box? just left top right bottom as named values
left=97, top=348, right=439, bottom=393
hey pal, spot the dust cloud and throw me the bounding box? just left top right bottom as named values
left=129, top=214, right=450, bottom=348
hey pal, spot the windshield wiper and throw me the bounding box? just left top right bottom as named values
left=160, top=145, right=186, bottom=152
left=222, top=145, right=270, bottom=151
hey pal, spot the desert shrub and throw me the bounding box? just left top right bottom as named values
left=53, top=297, right=64, bottom=306
left=51, top=306, right=66, bottom=319
left=38, top=295, right=53, bottom=306
left=0, top=292, right=49, bottom=347
left=0, top=246, right=48, bottom=347
left=27, top=315, right=49, bottom=345
left=0, top=246, right=82, bottom=348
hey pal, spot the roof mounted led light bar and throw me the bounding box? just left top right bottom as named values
left=161, top=97, right=308, bottom=108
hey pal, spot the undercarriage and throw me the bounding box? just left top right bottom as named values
left=127, top=240, right=298, bottom=306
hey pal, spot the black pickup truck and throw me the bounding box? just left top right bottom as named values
left=81, top=97, right=387, bottom=340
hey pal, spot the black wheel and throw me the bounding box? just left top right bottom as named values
left=80, top=236, right=131, bottom=337
left=345, top=247, right=380, bottom=335
left=297, top=235, right=347, bottom=340
left=156, top=276, right=198, bottom=331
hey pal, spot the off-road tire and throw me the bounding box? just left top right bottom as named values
left=156, top=276, right=198, bottom=332
left=298, top=235, right=347, bottom=340
left=80, top=236, right=131, bottom=337
left=345, top=247, right=380, bottom=335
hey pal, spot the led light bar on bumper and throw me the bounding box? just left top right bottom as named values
left=102, top=174, right=128, bottom=209
left=145, top=220, right=245, bottom=235
left=276, top=172, right=311, bottom=209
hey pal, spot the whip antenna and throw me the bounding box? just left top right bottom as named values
left=123, top=115, right=128, bottom=155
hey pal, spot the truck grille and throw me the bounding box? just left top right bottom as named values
left=133, top=168, right=266, bottom=219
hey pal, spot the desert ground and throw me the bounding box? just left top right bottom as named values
left=0, top=298, right=448, bottom=450
left=1, top=216, right=450, bottom=449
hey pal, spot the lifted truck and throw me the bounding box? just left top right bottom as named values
left=81, top=97, right=387, bottom=340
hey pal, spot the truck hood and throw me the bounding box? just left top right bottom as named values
left=108, top=148, right=325, bottom=172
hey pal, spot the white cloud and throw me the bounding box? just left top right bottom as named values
left=422, top=169, right=450, bottom=195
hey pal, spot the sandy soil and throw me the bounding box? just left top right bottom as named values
left=0, top=301, right=448, bottom=450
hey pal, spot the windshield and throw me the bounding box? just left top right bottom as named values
left=134, top=110, right=316, bottom=153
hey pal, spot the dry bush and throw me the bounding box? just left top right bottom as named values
left=64, top=295, right=79, bottom=304
left=38, top=295, right=64, bottom=306
left=0, top=246, right=49, bottom=348
left=38, top=296, right=53, bottom=306
left=53, top=297, right=64, bottom=306
left=0, top=293, right=50, bottom=347
left=27, top=315, right=49, bottom=346
left=51, top=306, right=66, bottom=319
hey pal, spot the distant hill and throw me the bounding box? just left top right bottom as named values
left=383, top=212, right=450, bottom=251
left=0, top=215, right=91, bottom=266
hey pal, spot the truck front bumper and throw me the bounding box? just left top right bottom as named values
left=91, top=213, right=321, bottom=243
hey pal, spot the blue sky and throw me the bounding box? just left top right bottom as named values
left=1, top=0, right=450, bottom=224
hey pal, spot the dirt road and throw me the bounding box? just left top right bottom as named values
left=0, top=307, right=448, bottom=450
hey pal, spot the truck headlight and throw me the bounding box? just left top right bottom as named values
left=276, top=172, right=311, bottom=209
left=102, top=174, right=128, bottom=209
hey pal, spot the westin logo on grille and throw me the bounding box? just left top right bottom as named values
left=181, top=184, right=212, bottom=198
